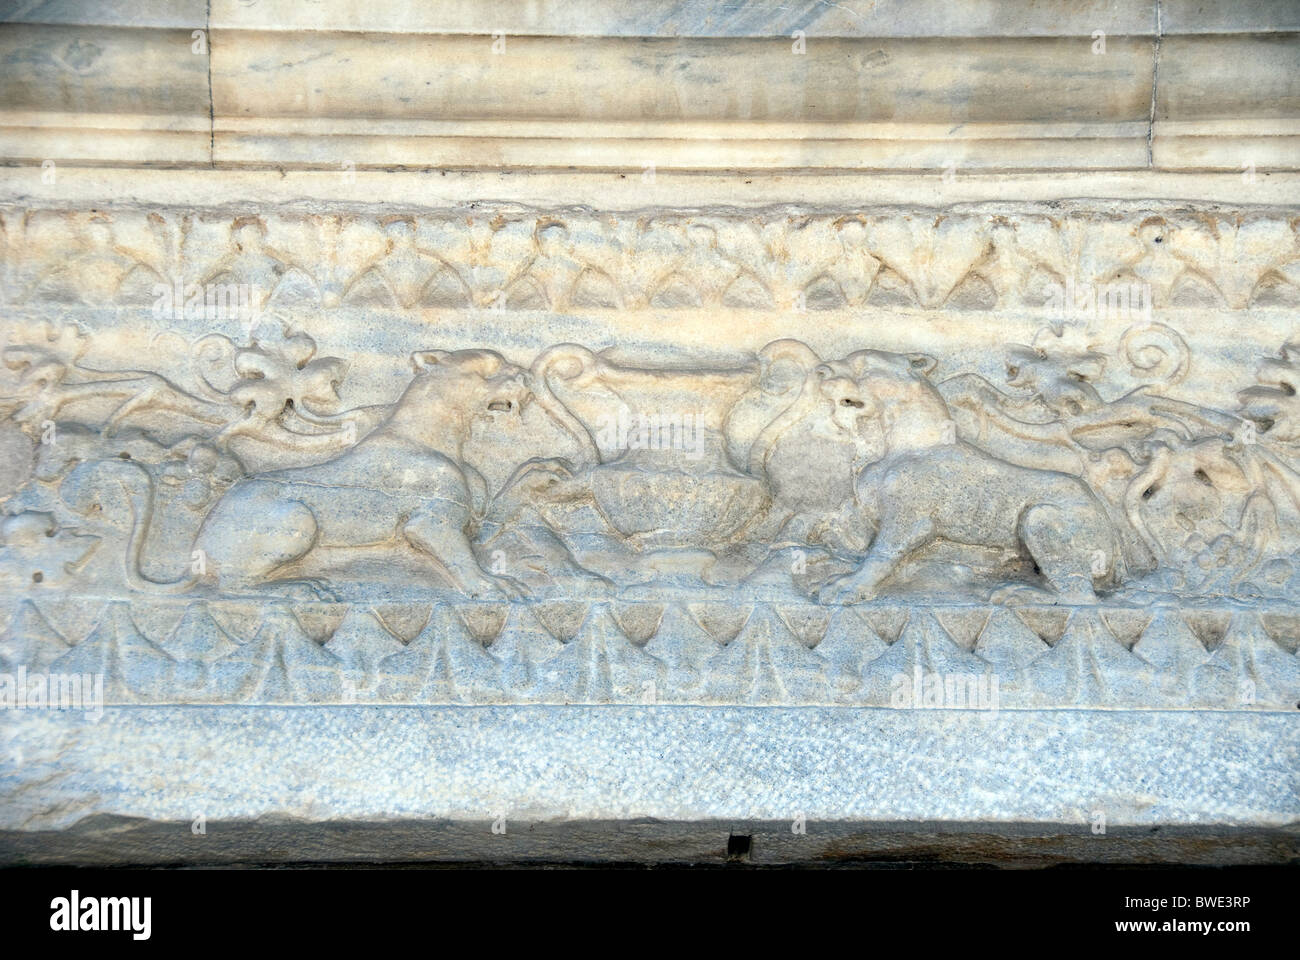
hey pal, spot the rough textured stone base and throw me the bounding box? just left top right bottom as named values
left=2, top=705, right=1296, bottom=864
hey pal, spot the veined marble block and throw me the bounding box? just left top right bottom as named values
left=0, top=1, right=1297, bottom=865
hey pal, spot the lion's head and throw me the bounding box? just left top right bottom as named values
left=412, top=348, right=530, bottom=411
left=386, top=349, right=532, bottom=452
left=814, top=349, right=941, bottom=437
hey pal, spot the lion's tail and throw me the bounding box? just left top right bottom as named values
left=61, top=459, right=200, bottom=594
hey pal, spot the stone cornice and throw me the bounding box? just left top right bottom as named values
left=0, top=3, right=1297, bottom=172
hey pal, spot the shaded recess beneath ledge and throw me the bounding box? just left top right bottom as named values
left=3, top=816, right=1297, bottom=867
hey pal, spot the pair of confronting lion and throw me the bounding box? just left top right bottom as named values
left=96, top=341, right=1125, bottom=604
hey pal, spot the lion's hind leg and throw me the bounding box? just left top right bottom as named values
left=198, top=483, right=320, bottom=592
left=816, top=512, right=933, bottom=605
left=1017, top=500, right=1101, bottom=603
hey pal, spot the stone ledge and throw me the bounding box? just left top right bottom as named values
left=4, top=816, right=1297, bottom=867
left=1, top=707, right=1296, bottom=859
left=6, top=167, right=1299, bottom=207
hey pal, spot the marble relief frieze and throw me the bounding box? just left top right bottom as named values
left=2, top=202, right=1299, bottom=709
left=2, top=204, right=1299, bottom=313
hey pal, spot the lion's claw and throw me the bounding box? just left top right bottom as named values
left=276, top=578, right=341, bottom=602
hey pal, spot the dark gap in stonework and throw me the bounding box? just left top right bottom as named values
left=726, top=835, right=753, bottom=862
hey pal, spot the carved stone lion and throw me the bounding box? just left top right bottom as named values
left=188, top=348, right=533, bottom=598
left=728, top=340, right=876, bottom=559
left=812, top=349, right=1124, bottom=604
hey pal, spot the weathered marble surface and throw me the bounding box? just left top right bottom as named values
left=1, top=193, right=1299, bottom=858
left=2, top=200, right=1300, bottom=712
left=1, top=1, right=1298, bottom=864
left=2, top=1, right=1298, bottom=171
left=3, top=707, right=1297, bottom=831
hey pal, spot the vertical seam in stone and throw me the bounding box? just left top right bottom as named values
left=1147, top=0, right=1163, bottom=168
left=205, top=0, right=215, bottom=167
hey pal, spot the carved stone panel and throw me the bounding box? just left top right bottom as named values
left=3, top=201, right=1299, bottom=716
left=1, top=2, right=1298, bottom=867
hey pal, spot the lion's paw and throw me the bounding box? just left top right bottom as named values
left=816, top=575, right=878, bottom=605
left=274, top=578, right=341, bottom=603
left=480, top=574, right=528, bottom=600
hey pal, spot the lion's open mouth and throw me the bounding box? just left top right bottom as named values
left=487, top=400, right=514, bottom=413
